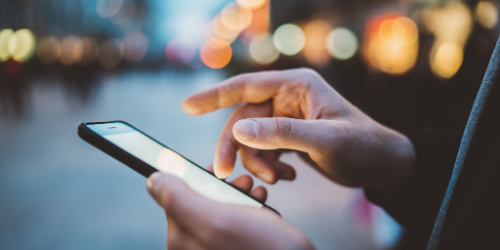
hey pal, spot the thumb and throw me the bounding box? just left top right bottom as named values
left=146, top=172, right=216, bottom=230
left=233, top=118, right=331, bottom=153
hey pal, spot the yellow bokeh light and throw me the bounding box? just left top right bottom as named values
left=0, top=29, right=14, bottom=62
left=475, top=1, right=498, bottom=29
left=7, top=29, right=36, bottom=62
left=326, top=27, right=359, bottom=61
left=37, top=36, right=61, bottom=65
left=236, top=0, right=266, bottom=10
left=60, top=36, right=83, bottom=65
left=273, top=23, right=306, bottom=56
left=421, top=2, right=472, bottom=47
left=249, top=33, right=279, bottom=65
left=303, top=20, right=332, bottom=66
left=363, top=15, right=419, bottom=75
left=420, top=2, right=472, bottom=79
left=430, top=40, right=463, bottom=79
left=201, top=38, right=232, bottom=69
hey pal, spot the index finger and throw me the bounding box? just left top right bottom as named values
left=182, top=70, right=286, bottom=115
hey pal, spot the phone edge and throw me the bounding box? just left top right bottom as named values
left=77, top=121, right=157, bottom=178
left=77, top=121, right=280, bottom=216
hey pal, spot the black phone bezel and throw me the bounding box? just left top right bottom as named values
left=77, top=120, right=279, bottom=214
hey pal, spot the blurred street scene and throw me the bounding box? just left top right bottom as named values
left=0, top=0, right=498, bottom=249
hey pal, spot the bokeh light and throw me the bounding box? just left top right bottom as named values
left=165, top=37, right=196, bottom=66
left=273, top=23, right=305, bottom=56
left=475, top=1, right=498, bottom=29
left=0, top=29, right=14, bottom=62
left=200, top=38, right=232, bottom=69
left=303, top=20, right=332, bottom=66
left=430, top=41, right=463, bottom=79
left=249, top=33, right=279, bottom=65
left=98, top=39, right=124, bottom=69
left=96, top=0, right=123, bottom=18
left=220, top=3, right=253, bottom=33
left=7, top=29, right=36, bottom=63
left=379, top=17, right=418, bottom=47
left=208, top=15, right=240, bottom=44
left=79, top=37, right=99, bottom=65
left=37, top=36, right=61, bottom=65
left=123, top=31, right=148, bottom=62
left=363, top=15, right=419, bottom=75
left=241, top=1, right=270, bottom=43
left=421, top=2, right=472, bottom=79
left=421, top=1, right=472, bottom=47
left=60, top=36, right=83, bottom=65
left=236, top=0, right=266, bottom=11
left=326, top=27, right=359, bottom=61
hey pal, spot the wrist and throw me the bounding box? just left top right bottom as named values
left=367, top=124, right=416, bottom=198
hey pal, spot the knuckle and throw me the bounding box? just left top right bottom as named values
left=216, top=87, right=229, bottom=108
left=296, top=67, right=320, bottom=79
left=274, top=117, right=292, bottom=140
left=293, top=68, right=327, bottom=89
left=297, top=67, right=315, bottom=75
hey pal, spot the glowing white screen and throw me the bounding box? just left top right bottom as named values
left=103, top=131, right=262, bottom=208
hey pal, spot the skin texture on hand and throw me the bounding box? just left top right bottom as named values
left=147, top=172, right=314, bottom=250
left=183, top=68, right=416, bottom=197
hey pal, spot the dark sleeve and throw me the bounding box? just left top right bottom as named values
left=362, top=29, right=498, bottom=248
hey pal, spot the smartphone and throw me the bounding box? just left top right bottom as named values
left=77, top=121, right=277, bottom=213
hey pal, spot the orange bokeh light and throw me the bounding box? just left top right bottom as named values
left=60, top=36, right=83, bottom=65
left=303, top=20, right=332, bottom=67
left=241, top=0, right=269, bottom=43
left=200, top=38, right=232, bottom=69
left=363, top=14, right=419, bottom=75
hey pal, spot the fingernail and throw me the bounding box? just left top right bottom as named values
left=234, top=119, right=258, bottom=141
left=213, top=164, right=229, bottom=179
left=257, top=172, right=274, bottom=183
left=147, top=172, right=163, bottom=194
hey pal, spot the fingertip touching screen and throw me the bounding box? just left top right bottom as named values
left=87, top=122, right=263, bottom=208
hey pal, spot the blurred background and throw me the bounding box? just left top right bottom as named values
left=0, top=0, right=498, bottom=249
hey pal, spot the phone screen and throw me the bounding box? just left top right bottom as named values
left=87, top=122, right=263, bottom=208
